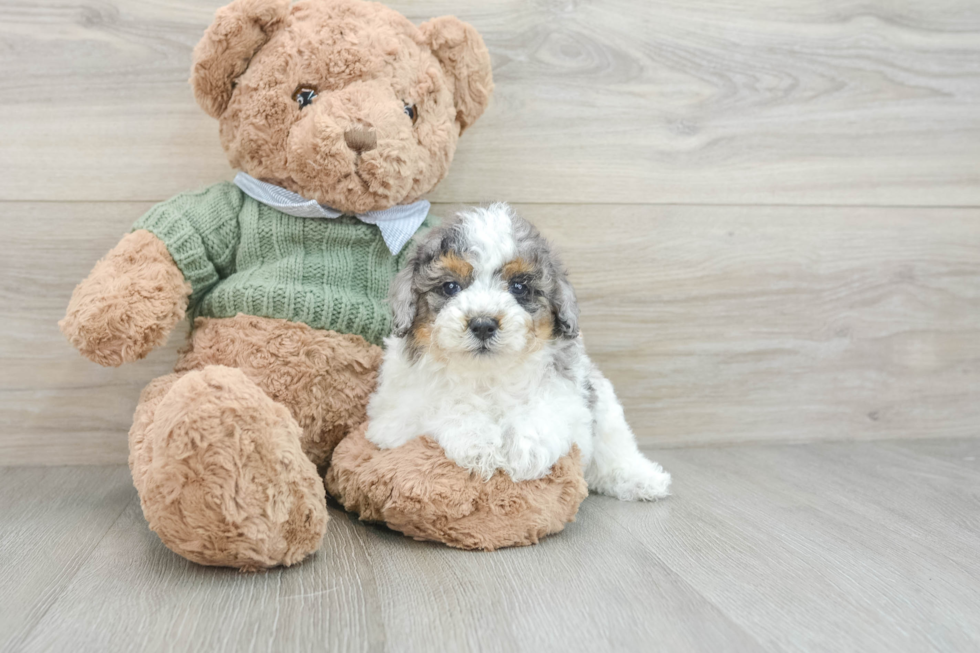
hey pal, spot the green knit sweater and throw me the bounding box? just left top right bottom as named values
left=133, top=182, right=429, bottom=346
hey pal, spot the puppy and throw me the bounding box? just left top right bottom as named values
left=366, top=204, right=671, bottom=500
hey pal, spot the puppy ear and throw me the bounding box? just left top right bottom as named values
left=389, top=263, right=417, bottom=338
left=419, top=16, right=494, bottom=133
left=551, top=269, right=580, bottom=339
left=190, top=0, right=290, bottom=118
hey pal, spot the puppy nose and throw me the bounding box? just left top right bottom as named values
left=469, top=317, right=499, bottom=342
left=344, top=128, right=377, bottom=153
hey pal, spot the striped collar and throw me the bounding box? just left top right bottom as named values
left=234, top=172, right=429, bottom=255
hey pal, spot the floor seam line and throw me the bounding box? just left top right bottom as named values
left=642, top=434, right=980, bottom=453
left=588, top=503, right=778, bottom=653
left=12, top=479, right=137, bottom=650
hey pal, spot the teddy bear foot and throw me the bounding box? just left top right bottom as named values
left=327, top=424, right=589, bottom=551
left=131, top=365, right=328, bottom=570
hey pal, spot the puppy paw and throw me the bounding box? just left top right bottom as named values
left=501, top=429, right=565, bottom=482
left=596, top=459, right=672, bottom=501
left=447, top=446, right=503, bottom=482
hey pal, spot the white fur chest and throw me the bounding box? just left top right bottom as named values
left=366, top=339, right=594, bottom=481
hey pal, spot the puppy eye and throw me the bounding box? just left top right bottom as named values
left=293, top=85, right=318, bottom=109
left=442, top=281, right=461, bottom=297
left=403, top=102, right=418, bottom=125
left=509, top=281, right=529, bottom=297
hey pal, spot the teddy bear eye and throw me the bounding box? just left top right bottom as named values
left=403, top=102, right=418, bottom=125
left=293, top=85, right=318, bottom=109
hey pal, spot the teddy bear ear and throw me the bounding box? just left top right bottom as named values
left=190, top=0, right=291, bottom=118
left=419, top=16, right=494, bottom=133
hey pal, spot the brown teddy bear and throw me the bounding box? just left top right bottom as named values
left=60, top=0, right=498, bottom=570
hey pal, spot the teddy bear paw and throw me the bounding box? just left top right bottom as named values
left=134, top=365, right=328, bottom=570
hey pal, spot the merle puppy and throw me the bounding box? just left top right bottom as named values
left=365, top=203, right=671, bottom=500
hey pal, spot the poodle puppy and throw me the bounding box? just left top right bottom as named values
left=365, top=203, right=671, bottom=500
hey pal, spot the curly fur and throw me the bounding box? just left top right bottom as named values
left=63, top=0, right=493, bottom=569
left=192, top=0, right=493, bottom=213
left=124, top=314, right=377, bottom=569
left=191, top=0, right=292, bottom=118
left=59, top=230, right=190, bottom=367
left=129, top=366, right=328, bottom=571
left=419, top=16, right=494, bottom=132
left=327, top=424, right=588, bottom=550
left=175, top=314, right=382, bottom=467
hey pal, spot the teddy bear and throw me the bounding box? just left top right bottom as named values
left=59, top=0, right=497, bottom=570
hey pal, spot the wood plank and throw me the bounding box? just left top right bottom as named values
left=348, top=509, right=760, bottom=652
left=1, top=0, right=978, bottom=205
left=7, top=440, right=980, bottom=651
left=16, top=501, right=388, bottom=653
left=17, top=487, right=760, bottom=653
left=612, top=440, right=980, bottom=652
left=530, top=203, right=980, bottom=447
left=2, top=201, right=979, bottom=464
left=0, top=466, right=135, bottom=652
left=887, top=437, right=980, bottom=475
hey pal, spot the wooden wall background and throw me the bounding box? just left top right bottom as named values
left=1, top=0, right=978, bottom=465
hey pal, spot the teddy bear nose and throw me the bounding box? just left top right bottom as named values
left=344, top=128, right=377, bottom=153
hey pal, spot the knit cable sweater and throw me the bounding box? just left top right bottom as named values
left=133, top=182, right=430, bottom=346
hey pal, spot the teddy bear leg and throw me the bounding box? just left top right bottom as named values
left=174, top=315, right=385, bottom=470
left=128, top=365, right=328, bottom=571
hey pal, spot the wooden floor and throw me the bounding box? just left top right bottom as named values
left=2, top=439, right=979, bottom=653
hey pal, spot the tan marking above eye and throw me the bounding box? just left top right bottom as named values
left=438, top=252, right=473, bottom=279
left=502, top=258, right=535, bottom=279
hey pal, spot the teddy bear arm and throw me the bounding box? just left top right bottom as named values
left=60, top=229, right=191, bottom=367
